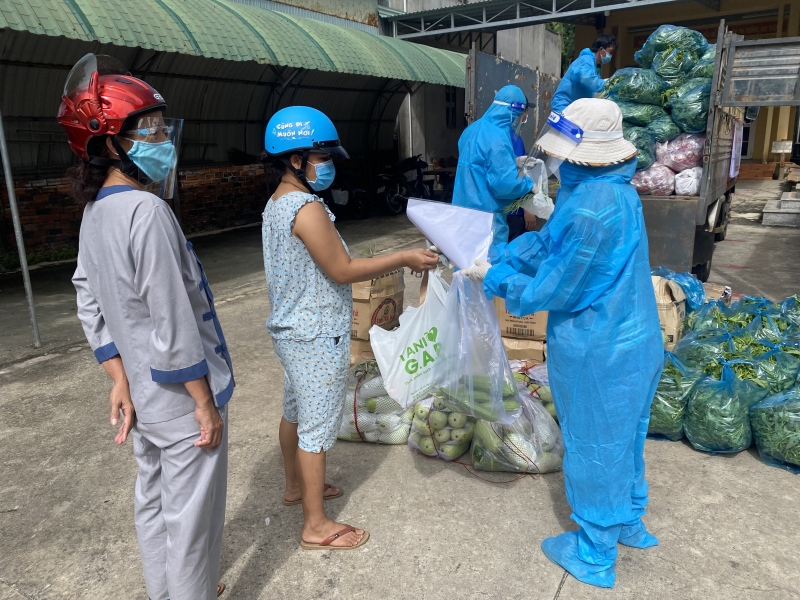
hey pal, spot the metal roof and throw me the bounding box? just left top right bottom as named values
left=386, top=0, right=687, bottom=39
left=0, top=0, right=465, bottom=86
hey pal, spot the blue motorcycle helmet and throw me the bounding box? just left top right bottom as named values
left=264, top=106, right=349, bottom=192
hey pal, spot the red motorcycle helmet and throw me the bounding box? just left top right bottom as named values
left=57, top=54, right=167, bottom=162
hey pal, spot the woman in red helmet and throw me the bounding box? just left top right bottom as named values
left=59, top=54, right=231, bottom=600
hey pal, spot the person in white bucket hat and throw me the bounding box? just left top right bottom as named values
left=465, top=98, right=664, bottom=588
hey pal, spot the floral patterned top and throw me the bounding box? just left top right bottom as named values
left=262, top=191, right=352, bottom=340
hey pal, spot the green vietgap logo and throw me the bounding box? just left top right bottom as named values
left=399, top=327, right=441, bottom=375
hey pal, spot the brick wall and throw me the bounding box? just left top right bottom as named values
left=0, top=164, right=270, bottom=260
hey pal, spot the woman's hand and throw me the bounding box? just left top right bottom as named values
left=523, top=209, right=537, bottom=231
left=403, top=248, right=440, bottom=274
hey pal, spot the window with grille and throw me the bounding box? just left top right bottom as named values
left=445, top=87, right=457, bottom=129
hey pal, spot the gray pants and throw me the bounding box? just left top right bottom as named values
left=132, top=406, right=228, bottom=600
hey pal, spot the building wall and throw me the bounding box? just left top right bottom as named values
left=397, top=84, right=465, bottom=164
left=496, top=25, right=562, bottom=77
left=0, top=165, right=268, bottom=261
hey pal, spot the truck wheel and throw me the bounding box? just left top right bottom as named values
left=714, top=221, right=728, bottom=242
left=692, top=259, right=712, bottom=283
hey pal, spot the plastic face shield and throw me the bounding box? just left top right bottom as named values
left=532, top=111, right=584, bottom=181
left=123, top=116, right=184, bottom=200
left=493, top=99, right=527, bottom=133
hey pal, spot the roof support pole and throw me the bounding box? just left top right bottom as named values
left=0, top=106, right=41, bottom=348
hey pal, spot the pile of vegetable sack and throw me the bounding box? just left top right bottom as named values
left=338, top=362, right=415, bottom=445
left=472, top=390, right=564, bottom=474
left=647, top=293, right=800, bottom=469
left=601, top=25, right=713, bottom=192
left=409, top=395, right=476, bottom=461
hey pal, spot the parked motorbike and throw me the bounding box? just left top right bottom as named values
left=319, top=167, right=371, bottom=220
left=376, top=154, right=432, bottom=215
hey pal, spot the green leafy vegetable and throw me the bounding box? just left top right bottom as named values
left=645, top=116, right=682, bottom=143
left=617, top=102, right=668, bottom=127
left=648, top=353, right=702, bottom=440
left=750, top=390, right=800, bottom=471
left=652, top=47, right=697, bottom=83
left=634, top=25, right=709, bottom=69
left=602, top=67, right=667, bottom=105
left=670, top=82, right=711, bottom=134
left=623, top=125, right=657, bottom=170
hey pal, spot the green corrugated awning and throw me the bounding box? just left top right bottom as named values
left=0, top=0, right=466, bottom=87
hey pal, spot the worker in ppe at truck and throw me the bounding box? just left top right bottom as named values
left=551, top=33, right=617, bottom=113
left=452, top=85, right=535, bottom=262
left=463, top=99, right=663, bottom=589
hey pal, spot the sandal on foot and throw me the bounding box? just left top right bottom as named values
left=300, top=526, right=370, bottom=551
left=283, top=483, right=343, bottom=506
left=217, top=582, right=225, bottom=597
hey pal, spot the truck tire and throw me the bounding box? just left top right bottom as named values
left=692, top=259, right=712, bottom=283
left=714, top=222, right=728, bottom=242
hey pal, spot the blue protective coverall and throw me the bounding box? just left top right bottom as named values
left=551, top=48, right=606, bottom=114
left=453, top=85, right=533, bottom=262
left=484, top=159, right=663, bottom=588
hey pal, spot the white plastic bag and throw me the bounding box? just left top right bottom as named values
left=675, top=166, right=703, bottom=196
left=370, top=268, right=450, bottom=408
left=522, top=158, right=554, bottom=219
left=432, top=272, right=521, bottom=424
left=406, top=199, right=493, bottom=270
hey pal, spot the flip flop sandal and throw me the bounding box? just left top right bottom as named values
left=282, top=483, right=343, bottom=506
left=300, top=526, right=370, bottom=551
left=217, top=582, right=225, bottom=597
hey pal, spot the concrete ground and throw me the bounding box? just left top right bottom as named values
left=1, top=186, right=800, bottom=600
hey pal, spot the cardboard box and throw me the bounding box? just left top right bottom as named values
left=703, top=282, right=732, bottom=306
left=502, top=337, right=546, bottom=362
left=350, top=338, right=375, bottom=365
left=351, top=270, right=405, bottom=341
left=494, top=297, right=548, bottom=340
left=652, top=276, right=686, bottom=350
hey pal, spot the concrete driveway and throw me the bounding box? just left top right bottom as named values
left=1, top=198, right=799, bottom=599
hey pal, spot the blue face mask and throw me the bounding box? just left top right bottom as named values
left=126, top=140, right=177, bottom=183
left=601, top=50, right=613, bottom=65
left=307, top=159, right=335, bottom=191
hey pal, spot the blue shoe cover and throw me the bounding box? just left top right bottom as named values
left=619, top=521, right=659, bottom=549
left=541, top=531, right=616, bottom=589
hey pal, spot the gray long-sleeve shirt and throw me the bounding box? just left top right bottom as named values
left=73, top=185, right=233, bottom=423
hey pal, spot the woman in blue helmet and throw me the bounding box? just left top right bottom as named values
left=262, top=106, right=438, bottom=550
left=452, top=85, right=535, bottom=262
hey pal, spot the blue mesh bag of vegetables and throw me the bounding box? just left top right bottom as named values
left=648, top=352, right=703, bottom=441
left=617, top=101, right=668, bottom=127
left=646, top=116, right=682, bottom=143
left=623, top=125, right=656, bottom=170
left=602, top=67, right=667, bottom=105
left=671, top=82, right=712, bottom=134
left=750, top=389, right=800, bottom=473
left=684, top=358, right=770, bottom=453
left=673, top=328, right=733, bottom=366
left=662, top=78, right=712, bottom=110
left=683, top=300, right=728, bottom=333
left=652, top=48, right=698, bottom=84
left=753, top=349, right=800, bottom=394
left=700, top=43, right=716, bottom=61
left=685, top=59, right=715, bottom=81
left=780, top=295, right=800, bottom=326
left=634, top=25, right=709, bottom=69
left=651, top=266, right=706, bottom=311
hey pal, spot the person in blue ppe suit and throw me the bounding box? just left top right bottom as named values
left=464, top=98, right=663, bottom=588
left=452, top=85, right=535, bottom=262
left=507, top=101, right=538, bottom=242
left=551, top=33, right=617, bottom=113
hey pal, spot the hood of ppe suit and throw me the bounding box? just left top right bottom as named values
left=452, top=84, right=533, bottom=262
left=483, top=156, right=663, bottom=572
left=551, top=48, right=606, bottom=114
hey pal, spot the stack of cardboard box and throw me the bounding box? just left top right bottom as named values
left=494, top=298, right=548, bottom=362
left=350, top=270, right=405, bottom=364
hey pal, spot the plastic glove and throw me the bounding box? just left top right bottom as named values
left=515, top=155, right=528, bottom=169
left=462, top=259, right=491, bottom=282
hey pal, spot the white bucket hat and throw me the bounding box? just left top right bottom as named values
left=535, top=98, right=637, bottom=167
